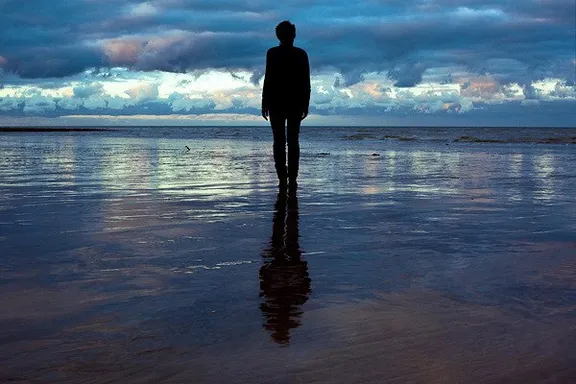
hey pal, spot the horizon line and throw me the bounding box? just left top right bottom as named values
left=1, top=125, right=576, bottom=130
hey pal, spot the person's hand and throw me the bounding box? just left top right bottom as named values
left=301, top=108, right=308, bottom=120
left=261, top=107, right=269, bottom=121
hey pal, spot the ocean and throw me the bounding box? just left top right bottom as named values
left=1, top=126, right=575, bottom=383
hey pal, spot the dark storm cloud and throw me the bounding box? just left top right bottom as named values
left=129, top=33, right=269, bottom=73
left=338, top=67, right=365, bottom=87
left=1, top=46, right=105, bottom=79
left=305, top=10, right=574, bottom=86
left=388, top=63, right=426, bottom=88
left=249, top=69, right=265, bottom=86
left=0, top=0, right=574, bottom=89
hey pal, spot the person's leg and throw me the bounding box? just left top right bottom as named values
left=286, top=113, right=301, bottom=182
left=270, top=112, right=288, bottom=183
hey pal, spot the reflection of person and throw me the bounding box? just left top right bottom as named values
left=261, top=20, right=311, bottom=187
left=259, top=185, right=311, bottom=345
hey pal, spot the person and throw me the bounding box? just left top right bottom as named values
left=261, top=20, right=311, bottom=188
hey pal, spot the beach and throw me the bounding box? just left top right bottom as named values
left=1, top=126, right=575, bottom=383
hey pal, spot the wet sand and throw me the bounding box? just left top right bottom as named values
left=0, top=127, right=575, bottom=383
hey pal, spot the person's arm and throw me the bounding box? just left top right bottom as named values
left=261, top=49, right=271, bottom=120
left=301, top=51, right=311, bottom=120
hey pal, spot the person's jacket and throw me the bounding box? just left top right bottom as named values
left=262, top=44, right=310, bottom=112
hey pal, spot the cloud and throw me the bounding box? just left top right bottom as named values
left=21, top=95, right=57, bottom=114
left=56, top=97, right=83, bottom=110
left=450, top=7, right=507, bottom=20
left=73, top=82, right=104, bottom=98
left=250, top=69, right=265, bottom=86
left=104, top=40, right=143, bottom=67
left=389, top=63, right=426, bottom=88
left=0, top=0, right=574, bottom=126
left=169, top=93, right=216, bottom=112
left=550, top=81, right=576, bottom=99
left=339, top=68, right=365, bottom=87
left=1, top=0, right=573, bottom=83
left=125, top=2, right=158, bottom=18
left=459, top=76, right=503, bottom=99
left=0, top=97, right=20, bottom=111
left=125, top=82, right=159, bottom=102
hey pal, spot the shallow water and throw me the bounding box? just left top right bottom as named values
left=1, top=127, right=575, bottom=383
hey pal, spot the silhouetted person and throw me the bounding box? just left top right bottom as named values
left=261, top=20, right=311, bottom=187
left=259, top=185, right=311, bottom=345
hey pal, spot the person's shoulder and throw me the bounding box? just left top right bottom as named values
left=267, top=46, right=280, bottom=54
left=293, top=46, right=308, bottom=55
left=293, top=47, right=309, bottom=60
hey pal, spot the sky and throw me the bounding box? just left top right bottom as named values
left=0, top=0, right=575, bottom=127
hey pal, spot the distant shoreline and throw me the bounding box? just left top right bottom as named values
left=0, top=126, right=575, bottom=130
left=0, top=127, right=116, bottom=132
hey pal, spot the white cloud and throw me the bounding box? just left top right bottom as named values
left=125, top=2, right=158, bottom=18
left=22, top=96, right=57, bottom=114
left=83, top=95, right=108, bottom=109
left=57, top=97, right=83, bottom=110
left=0, top=68, right=574, bottom=123
left=0, top=97, right=20, bottom=111
left=73, top=82, right=104, bottom=98
left=170, top=94, right=216, bottom=112
left=106, top=97, right=134, bottom=110
left=125, top=82, right=159, bottom=102
left=452, top=7, right=507, bottom=20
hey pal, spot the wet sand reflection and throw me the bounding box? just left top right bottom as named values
left=259, top=185, right=311, bottom=345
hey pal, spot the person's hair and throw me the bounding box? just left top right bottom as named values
left=275, top=20, right=296, bottom=42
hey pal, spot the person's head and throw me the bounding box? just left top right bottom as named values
left=275, top=20, right=296, bottom=44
